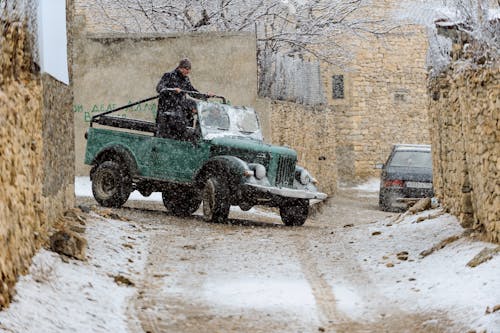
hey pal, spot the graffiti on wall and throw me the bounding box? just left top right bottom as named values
left=73, top=101, right=158, bottom=122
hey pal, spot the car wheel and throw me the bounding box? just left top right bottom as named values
left=279, top=199, right=309, bottom=226
left=202, top=176, right=230, bottom=223
left=92, top=161, right=131, bottom=208
left=379, top=192, right=390, bottom=211
left=162, top=188, right=201, bottom=217
left=379, top=192, right=401, bottom=212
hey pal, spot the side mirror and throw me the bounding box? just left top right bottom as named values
left=375, top=163, right=384, bottom=169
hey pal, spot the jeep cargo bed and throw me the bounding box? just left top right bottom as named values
left=93, top=115, right=157, bottom=133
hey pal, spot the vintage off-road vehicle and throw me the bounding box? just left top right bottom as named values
left=84, top=92, right=326, bottom=226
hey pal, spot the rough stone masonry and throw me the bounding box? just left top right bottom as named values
left=429, top=65, right=500, bottom=243
left=0, top=1, right=75, bottom=308
left=0, top=17, right=45, bottom=308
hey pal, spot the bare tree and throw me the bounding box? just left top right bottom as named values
left=89, top=0, right=394, bottom=100
left=396, top=0, right=499, bottom=75
left=92, top=0, right=392, bottom=58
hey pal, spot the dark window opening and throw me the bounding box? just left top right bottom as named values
left=394, top=89, right=409, bottom=103
left=332, top=75, right=344, bottom=99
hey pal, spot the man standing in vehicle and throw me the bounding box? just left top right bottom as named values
left=155, top=58, right=201, bottom=140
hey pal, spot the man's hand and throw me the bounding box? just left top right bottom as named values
left=160, top=87, right=181, bottom=94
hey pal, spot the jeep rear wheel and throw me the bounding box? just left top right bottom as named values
left=279, top=199, right=309, bottom=226
left=92, top=161, right=131, bottom=208
left=162, top=188, right=201, bottom=217
left=202, top=176, right=230, bottom=223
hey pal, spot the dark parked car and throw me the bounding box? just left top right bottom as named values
left=377, top=144, right=433, bottom=212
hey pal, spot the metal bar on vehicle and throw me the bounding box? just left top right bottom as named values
left=90, top=95, right=159, bottom=127
left=89, top=89, right=227, bottom=127
left=160, top=88, right=227, bottom=104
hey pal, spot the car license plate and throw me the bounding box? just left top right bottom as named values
left=406, top=181, right=432, bottom=189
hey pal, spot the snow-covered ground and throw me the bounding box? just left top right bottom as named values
left=0, top=212, right=147, bottom=332
left=0, top=178, right=498, bottom=332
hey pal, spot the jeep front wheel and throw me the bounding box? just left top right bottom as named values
left=202, top=177, right=230, bottom=223
left=92, top=161, right=131, bottom=208
left=279, top=199, right=309, bottom=226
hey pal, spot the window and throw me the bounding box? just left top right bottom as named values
left=332, top=75, right=344, bottom=99
left=394, top=89, right=409, bottom=103
left=389, top=151, right=432, bottom=169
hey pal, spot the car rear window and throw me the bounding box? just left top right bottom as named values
left=389, top=151, right=432, bottom=168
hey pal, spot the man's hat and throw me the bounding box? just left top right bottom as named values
left=178, top=58, right=192, bottom=69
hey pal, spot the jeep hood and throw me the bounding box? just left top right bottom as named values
left=209, top=136, right=297, bottom=157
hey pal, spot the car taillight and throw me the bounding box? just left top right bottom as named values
left=384, top=179, right=405, bottom=188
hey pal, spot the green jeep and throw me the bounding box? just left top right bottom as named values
left=84, top=95, right=326, bottom=226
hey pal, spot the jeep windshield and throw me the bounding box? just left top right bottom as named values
left=197, top=101, right=263, bottom=141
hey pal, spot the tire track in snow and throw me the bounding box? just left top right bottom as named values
left=295, top=235, right=350, bottom=329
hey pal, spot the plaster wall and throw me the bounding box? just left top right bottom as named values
left=73, top=32, right=258, bottom=176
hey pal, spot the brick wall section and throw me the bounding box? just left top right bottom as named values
left=429, top=66, right=500, bottom=243
left=268, top=100, right=337, bottom=195
left=0, top=19, right=46, bottom=309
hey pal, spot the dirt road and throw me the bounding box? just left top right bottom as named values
left=84, top=187, right=460, bottom=333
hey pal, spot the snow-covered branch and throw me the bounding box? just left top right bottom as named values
left=395, top=0, right=499, bottom=75
left=87, top=0, right=393, bottom=64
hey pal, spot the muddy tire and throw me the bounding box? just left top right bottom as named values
left=379, top=192, right=399, bottom=212
left=379, top=192, right=390, bottom=211
left=92, top=161, right=131, bottom=208
left=202, top=176, right=230, bottom=223
left=279, top=199, right=309, bottom=226
left=162, top=188, right=201, bottom=217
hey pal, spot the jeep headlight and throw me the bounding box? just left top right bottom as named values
left=254, top=164, right=266, bottom=180
left=299, top=169, right=312, bottom=185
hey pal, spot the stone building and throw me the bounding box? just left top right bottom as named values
left=322, top=2, right=430, bottom=182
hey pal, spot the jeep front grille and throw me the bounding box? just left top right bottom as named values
left=276, top=156, right=295, bottom=187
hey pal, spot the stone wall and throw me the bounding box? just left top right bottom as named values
left=0, top=18, right=45, bottom=309
left=41, top=72, right=75, bottom=222
left=429, top=66, right=499, bottom=243
left=0, top=1, right=75, bottom=309
left=267, top=100, right=337, bottom=195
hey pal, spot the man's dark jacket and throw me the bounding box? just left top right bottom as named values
left=156, top=68, right=199, bottom=115
left=155, top=68, right=199, bottom=139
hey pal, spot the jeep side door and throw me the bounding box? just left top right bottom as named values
left=149, top=137, right=210, bottom=182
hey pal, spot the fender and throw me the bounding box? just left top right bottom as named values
left=91, top=144, right=139, bottom=178
left=195, top=155, right=251, bottom=190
